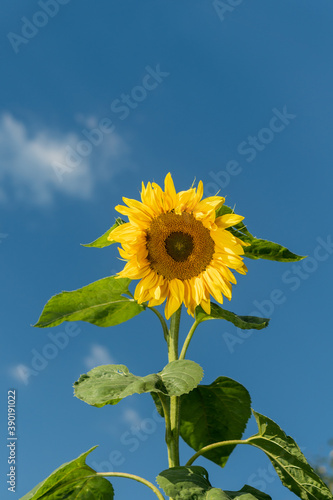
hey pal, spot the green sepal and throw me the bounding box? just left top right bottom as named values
left=20, top=446, right=114, bottom=500
left=34, top=276, right=144, bottom=328
left=81, top=218, right=126, bottom=248
left=248, top=410, right=333, bottom=500
left=74, top=360, right=203, bottom=407
left=195, top=303, right=269, bottom=330
left=216, top=205, right=305, bottom=262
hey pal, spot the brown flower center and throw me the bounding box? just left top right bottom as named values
left=145, top=212, right=215, bottom=280
left=165, top=232, right=194, bottom=262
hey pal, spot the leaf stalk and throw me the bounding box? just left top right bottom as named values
left=95, top=472, right=165, bottom=499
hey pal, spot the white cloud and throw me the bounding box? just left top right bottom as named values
left=83, top=344, right=115, bottom=370
left=122, top=408, right=143, bottom=427
left=8, top=364, right=31, bottom=385
left=0, top=113, right=131, bottom=206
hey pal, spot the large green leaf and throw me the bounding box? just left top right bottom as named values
left=248, top=411, right=333, bottom=500
left=216, top=205, right=304, bottom=262
left=74, top=360, right=203, bottom=407
left=152, top=377, right=251, bottom=468
left=156, top=467, right=270, bottom=500
left=20, top=446, right=114, bottom=500
left=34, top=276, right=144, bottom=328
left=195, top=303, right=269, bottom=330
left=81, top=218, right=126, bottom=248
left=179, top=377, right=251, bottom=467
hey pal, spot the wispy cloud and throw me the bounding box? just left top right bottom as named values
left=0, top=113, right=131, bottom=206
left=122, top=408, right=143, bottom=427
left=8, top=364, right=31, bottom=385
left=83, top=344, right=115, bottom=370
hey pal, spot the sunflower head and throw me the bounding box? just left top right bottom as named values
left=109, top=173, right=248, bottom=319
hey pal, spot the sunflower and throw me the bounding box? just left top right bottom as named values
left=109, top=173, right=248, bottom=319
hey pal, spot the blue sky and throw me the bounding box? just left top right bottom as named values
left=1, top=1, right=333, bottom=498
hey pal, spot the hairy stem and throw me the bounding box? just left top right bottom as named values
left=167, top=306, right=182, bottom=468
left=168, top=307, right=181, bottom=362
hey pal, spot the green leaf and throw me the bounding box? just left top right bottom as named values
left=20, top=446, right=114, bottom=500
left=81, top=218, right=126, bottom=248
left=156, top=466, right=211, bottom=499
left=151, top=391, right=168, bottom=418
left=152, top=377, right=251, bottom=469
left=216, top=205, right=304, bottom=262
left=195, top=303, right=270, bottom=330
left=242, top=238, right=305, bottom=263
left=157, top=466, right=230, bottom=500
left=74, top=360, right=203, bottom=407
left=156, top=468, right=270, bottom=500
left=34, top=276, right=144, bottom=328
left=179, top=377, right=251, bottom=468
left=206, top=490, right=232, bottom=500
left=225, top=485, right=272, bottom=500
left=161, top=359, right=204, bottom=396
left=248, top=411, right=333, bottom=500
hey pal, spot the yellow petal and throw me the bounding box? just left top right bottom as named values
left=169, top=278, right=185, bottom=303
left=215, top=214, right=244, bottom=228
left=120, top=260, right=150, bottom=279
left=165, top=295, right=181, bottom=319
left=164, top=172, right=177, bottom=211
left=193, top=276, right=205, bottom=304
left=202, top=270, right=223, bottom=303
left=194, top=196, right=225, bottom=216
left=212, top=259, right=237, bottom=284
left=117, top=247, right=131, bottom=260
left=164, top=279, right=184, bottom=319
left=196, top=180, right=204, bottom=203
left=122, top=197, right=155, bottom=219
left=200, top=297, right=211, bottom=315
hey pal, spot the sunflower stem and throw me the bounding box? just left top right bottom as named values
left=168, top=306, right=181, bottom=362
left=179, top=318, right=201, bottom=360
left=167, top=306, right=182, bottom=470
